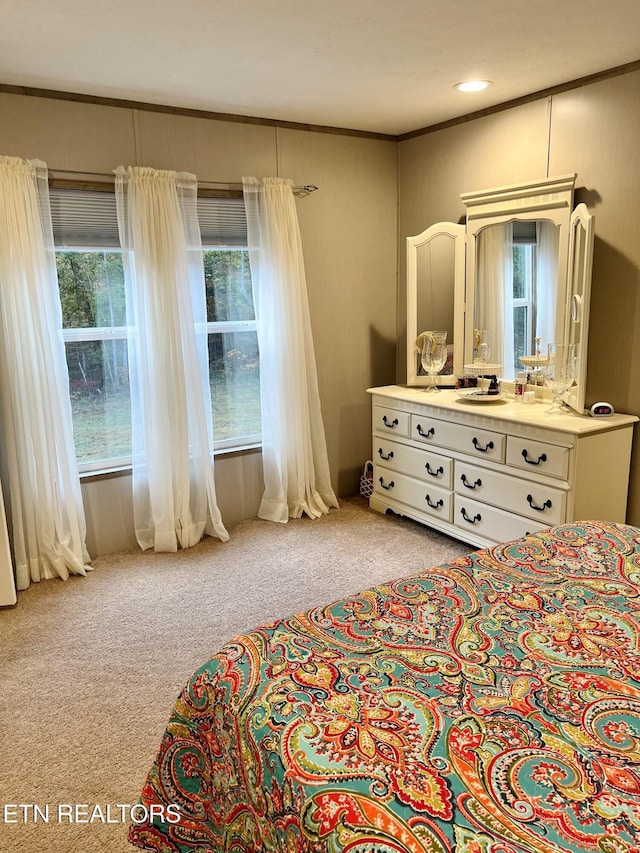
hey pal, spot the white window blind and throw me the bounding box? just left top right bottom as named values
left=49, top=187, right=248, bottom=248
left=513, top=220, right=537, bottom=244
left=198, top=195, right=248, bottom=247
left=50, top=189, right=120, bottom=248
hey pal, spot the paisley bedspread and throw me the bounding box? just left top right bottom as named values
left=128, top=521, right=640, bottom=853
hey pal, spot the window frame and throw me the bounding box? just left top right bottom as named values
left=512, top=241, right=536, bottom=366
left=205, top=314, right=262, bottom=452
left=52, top=185, right=261, bottom=474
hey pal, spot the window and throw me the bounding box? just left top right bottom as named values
left=52, top=189, right=131, bottom=472
left=199, top=196, right=261, bottom=450
left=50, top=187, right=260, bottom=472
left=512, top=221, right=537, bottom=368
left=57, top=249, right=131, bottom=469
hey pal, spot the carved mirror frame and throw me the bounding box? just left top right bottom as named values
left=407, top=174, right=594, bottom=412
left=461, top=174, right=576, bottom=370
left=564, top=203, right=595, bottom=414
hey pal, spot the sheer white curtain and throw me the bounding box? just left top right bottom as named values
left=0, top=156, right=90, bottom=594
left=242, top=177, right=338, bottom=523
left=536, top=220, right=559, bottom=348
left=115, top=166, right=228, bottom=551
left=476, top=223, right=514, bottom=375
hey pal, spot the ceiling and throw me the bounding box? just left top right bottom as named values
left=1, top=0, right=640, bottom=136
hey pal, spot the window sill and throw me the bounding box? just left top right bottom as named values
left=79, top=464, right=132, bottom=483
left=79, top=443, right=262, bottom=482
left=215, top=441, right=262, bottom=458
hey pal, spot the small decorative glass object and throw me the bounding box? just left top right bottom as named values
left=519, top=336, right=548, bottom=370
left=474, top=328, right=490, bottom=364
left=418, top=330, right=448, bottom=392
left=545, top=343, right=576, bottom=414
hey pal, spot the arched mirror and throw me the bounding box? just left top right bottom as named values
left=471, top=218, right=562, bottom=377
left=462, top=174, right=576, bottom=376
left=406, top=221, right=465, bottom=387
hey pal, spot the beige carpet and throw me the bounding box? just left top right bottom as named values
left=0, top=497, right=471, bottom=852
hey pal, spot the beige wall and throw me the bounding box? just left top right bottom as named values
left=277, top=129, right=398, bottom=493
left=80, top=450, right=264, bottom=556
left=0, top=92, right=398, bottom=555
left=398, top=71, right=640, bottom=525
left=4, top=69, right=640, bottom=550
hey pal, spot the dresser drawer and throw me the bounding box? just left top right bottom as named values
left=374, top=465, right=453, bottom=523
left=454, top=494, right=549, bottom=543
left=373, top=405, right=411, bottom=437
left=373, top=438, right=453, bottom=487
left=410, top=414, right=505, bottom=462
left=506, top=436, right=570, bottom=480
left=455, top=461, right=566, bottom=525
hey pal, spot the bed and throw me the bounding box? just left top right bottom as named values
left=129, top=521, right=640, bottom=852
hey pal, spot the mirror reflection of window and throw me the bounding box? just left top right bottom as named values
left=535, top=220, right=559, bottom=357
left=512, top=221, right=536, bottom=369
left=475, top=220, right=559, bottom=379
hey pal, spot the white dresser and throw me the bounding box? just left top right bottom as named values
left=368, top=385, right=638, bottom=549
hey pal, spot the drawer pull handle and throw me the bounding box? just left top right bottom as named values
left=522, top=449, right=547, bottom=466
left=460, top=507, right=482, bottom=524
left=472, top=437, right=494, bottom=453
left=460, top=474, right=482, bottom=490
left=378, top=448, right=394, bottom=461
left=382, top=415, right=399, bottom=428
left=526, top=494, right=552, bottom=512
left=417, top=424, right=435, bottom=438
left=379, top=477, right=395, bottom=490
left=425, top=494, right=444, bottom=510
left=425, top=462, right=444, bottom=478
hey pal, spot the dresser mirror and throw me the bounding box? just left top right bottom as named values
left=406, top=221, right=465, bottom=387
left=470, top=218, right=561, bottom=379
left=407, top=173, right=594, bottom=412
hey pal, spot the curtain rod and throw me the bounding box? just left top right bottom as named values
left=48, top=169, right=319, bottom=197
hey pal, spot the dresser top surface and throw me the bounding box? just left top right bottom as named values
left=367, top=385, right=638, bottom=436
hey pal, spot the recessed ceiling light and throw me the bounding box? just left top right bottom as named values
left=454, top=80, right=492, bottom=93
